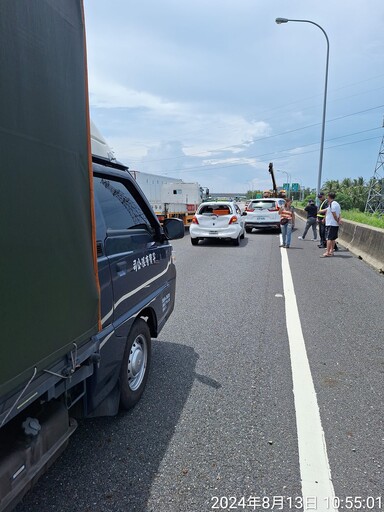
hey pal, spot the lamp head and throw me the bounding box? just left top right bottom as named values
left=275, top=17, right=289, bottom=24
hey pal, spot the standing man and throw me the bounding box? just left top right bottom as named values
left=319, top=192, right=341, bottom=257
left=298, top=199, right=318, bottom=240
left=316, top=192, right=328, bottom=248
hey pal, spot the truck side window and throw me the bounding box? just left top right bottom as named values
left=94, top=177, right=150, bottom=231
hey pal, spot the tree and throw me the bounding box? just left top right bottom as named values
left=321, top=177, right=369, bottom=211
left=334, top=192, right=353, bottom=210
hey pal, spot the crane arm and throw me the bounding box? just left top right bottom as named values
left=268, top=162, right=278, bottom=196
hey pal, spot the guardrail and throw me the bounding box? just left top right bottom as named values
left=295, top=208, right=384, bottom=272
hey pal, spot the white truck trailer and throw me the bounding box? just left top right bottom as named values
left=130, top=171, right=206, bottom=227
left=129, top=170, right=183, bottom=220
left=160, top=181, right=205, bottom=226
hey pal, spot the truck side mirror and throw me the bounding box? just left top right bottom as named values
left=162, top=218, right=185, bottom=240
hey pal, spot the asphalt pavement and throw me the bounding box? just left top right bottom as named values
left=16, top=218, right=384, bottom=512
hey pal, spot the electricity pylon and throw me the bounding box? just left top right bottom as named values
left=365, top=133, right=384, bottom=215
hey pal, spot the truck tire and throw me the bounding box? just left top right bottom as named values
left=120, top=318, right=151, bottom=410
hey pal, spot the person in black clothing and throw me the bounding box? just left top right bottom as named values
left=317, top=192, right=328, bottom=248
left=298, top=199, right=318, bottom=240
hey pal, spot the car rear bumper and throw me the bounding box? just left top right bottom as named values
left=190, top=224, right=242, bottom=239
left=245, top=221, right=280, bottom=229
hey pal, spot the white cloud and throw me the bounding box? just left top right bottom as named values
left=90, top=79, right=272, bottom=165
left=89, top=75, right=180, bottom=113
left=202, top=157, right=259, bottom=168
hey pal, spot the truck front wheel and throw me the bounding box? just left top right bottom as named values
left=120, top=319, right=151, bottom=410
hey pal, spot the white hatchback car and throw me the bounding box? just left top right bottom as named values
left=190, top=202, right=245, bottom=246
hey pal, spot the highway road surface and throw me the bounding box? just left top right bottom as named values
left=16, top=216, right=384, bottom=512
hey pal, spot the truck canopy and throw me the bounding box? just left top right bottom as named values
left=0, top=1, right=100, bottom=400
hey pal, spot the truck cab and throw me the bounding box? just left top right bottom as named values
left=88, top=153, right=185, bottom=414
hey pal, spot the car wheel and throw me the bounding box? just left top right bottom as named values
left=245, top=227, right=252, bottom=234
left=191, top=237, right=199, bottom=245
left=233, top=234, right=240, bottom=246
left=120, top=318, right=151, bottom=410
left=240, top=230, right=245, bottom=240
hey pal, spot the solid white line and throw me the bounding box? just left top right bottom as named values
left=280, top=247, right=338, bottom=512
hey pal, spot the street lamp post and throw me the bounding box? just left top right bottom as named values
left=275, top=17, right=329, bottom=204
left=276, top=169, right=291, bottom=196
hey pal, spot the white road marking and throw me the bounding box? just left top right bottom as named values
left=280, top=247, right=338, bottom=512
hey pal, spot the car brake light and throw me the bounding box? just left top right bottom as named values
left=268, top=207, right=279, bottom=212
left=247, top=208, right=254, bottom=212
left=192, top=217, right=199, bottom=224
left=228, top=216, right=238, bottom=225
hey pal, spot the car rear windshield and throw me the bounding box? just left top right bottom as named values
left=199, top=204, right=232, bottom=215
left=249, top=201, right=276, bottom=210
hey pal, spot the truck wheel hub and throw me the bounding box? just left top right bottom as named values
left=128, top=335, right=147, bottom=391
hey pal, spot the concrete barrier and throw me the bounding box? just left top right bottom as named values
left=295, top=208, right=384, bottom=272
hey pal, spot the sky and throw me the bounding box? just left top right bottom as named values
left=84, top=1, right=384, bottom=194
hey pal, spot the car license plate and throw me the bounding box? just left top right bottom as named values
left=209, top=230, right=218, bottom=235
left=256, top=217, right=266, bottom=221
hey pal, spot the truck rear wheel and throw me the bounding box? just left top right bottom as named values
left=120, top=319, right=151, bottom=410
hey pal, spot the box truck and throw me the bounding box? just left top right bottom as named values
left=130, top=171, right=206, bottom=227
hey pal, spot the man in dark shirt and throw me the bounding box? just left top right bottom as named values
left=316, top=192, right=328, bottom=248
left=298, top=199, right=318, bottom=240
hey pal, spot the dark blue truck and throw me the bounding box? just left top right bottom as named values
left=0, top=2, right=184, bottom=509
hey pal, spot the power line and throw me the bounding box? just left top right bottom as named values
left=163, top=133, right=382, bottom=176
left=261, top=85, right=384, bottom=124
left=254, top=73, right=384, bottom=119
left=128, top=103, right=384, bottom=165
left=123, top=70, right=384, bottom=164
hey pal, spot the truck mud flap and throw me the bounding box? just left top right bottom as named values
left=0, top=401, right=77, bottom=512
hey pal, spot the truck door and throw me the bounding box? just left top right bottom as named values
left=93, top=174, right=173, bottom=330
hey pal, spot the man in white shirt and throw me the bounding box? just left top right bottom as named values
left=319, top=192, right=341, bottom=257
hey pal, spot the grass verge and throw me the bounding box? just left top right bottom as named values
left=341, top=210, right=384, bottom=229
